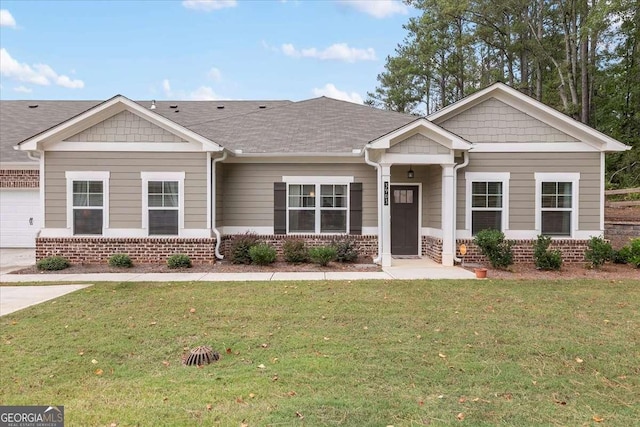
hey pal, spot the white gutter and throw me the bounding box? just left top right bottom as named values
left=211, top=150, right=228, bottom=259
left=364, top=145, right=383, bottom=264
left=452, top=151, right=469, bottom=263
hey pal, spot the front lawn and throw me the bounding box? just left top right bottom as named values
left=1, top=279, right=638, bottom=426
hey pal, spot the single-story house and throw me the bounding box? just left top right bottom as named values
left=0, top=83, right=630, bottom=266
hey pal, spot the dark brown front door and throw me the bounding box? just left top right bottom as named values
left=391, top=185, right=419, bottom=255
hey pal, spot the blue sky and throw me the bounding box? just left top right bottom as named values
left=0, top=0, right=418, bottom=103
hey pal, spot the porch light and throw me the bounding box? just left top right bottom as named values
left=407, top=165, right=414, bottom=179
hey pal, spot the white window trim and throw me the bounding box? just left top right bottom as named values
left=534, top=172, right=580, bottom=237
left=465, top=172, right=510, bottom=234
left=284, top=179, right=352, bottom=235
left=141, top=171, right=185, bottom=236
left=65, top=171, right=110, bottom=234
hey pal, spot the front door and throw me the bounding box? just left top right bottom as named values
left=391, top=185, right=419, bottom=255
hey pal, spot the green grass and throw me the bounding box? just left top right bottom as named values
left=1, top=279, right=639, bottom=426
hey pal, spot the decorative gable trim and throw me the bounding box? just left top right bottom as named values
left=16, top=95, right=223, bottom=153
left=368, top=118, right=472, bottom=151
left=428, top=82, right=629, bottom=152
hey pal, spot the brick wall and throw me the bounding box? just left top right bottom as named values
left=221, top=234, right=379, bottom=258
left=422, top=235, right=443, bottom=263
left=455, top=239, right=590, bottom=264
left=605, top=222, right=640, bottom=249
left=0, top=169, right=39, bottom=188
left=36, top=237, right=216, bottom=264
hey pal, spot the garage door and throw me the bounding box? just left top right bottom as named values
left=0, top=190, right=41, bottom=248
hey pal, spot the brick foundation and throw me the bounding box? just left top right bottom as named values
left=604, top=222, right=640, bottom=249
left=455, top=239, right=590, bottom=264
left=422, top=235, right=443, bottom=263
left=36, top=237, right=217, bottom=264
left=221, top=234, right=379, bottom=259
left=0, top=169, right=39, bottom=188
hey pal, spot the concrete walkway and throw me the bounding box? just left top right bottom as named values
left=0, top=284, right=92, bottom=316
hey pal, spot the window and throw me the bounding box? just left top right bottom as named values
left=66, top=171, right=109, bottom=235
left=141, top=172, right=185, bottom=236
left=148, top=181, right=179, bottom=235
left=535, top=173, right=579, bottom=237
left=465, top=172, right=510, bottom=235
left=283, top=176, right=353, bottom=234
left=471, top=181, right=502, bottom=234
left=72, top=180, right=104, bottom=235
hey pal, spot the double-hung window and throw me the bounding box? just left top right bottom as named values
left=535, top=173, right=579, bottom=237
left=66, top=171, right=109, bottom=235
left=141, top=172, right=185, bottom=236
left=465, top=172, right=510, bottom=235
left=284, top=176, right=352, bottom=234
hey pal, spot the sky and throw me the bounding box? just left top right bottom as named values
left=0, top=0, right=419, bottom=103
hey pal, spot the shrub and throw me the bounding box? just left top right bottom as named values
left=532, top=235, right=562, bottom=270
left=308, top=246, right=337, bottom=266
left=628, top=238, right=640, bottom=268
left=167, top=254, right=192, bottom=269
left=36, top=256, right=70, bottom=271
left=612, top=246, right=631, bottom=264
left=108, top=253, right=133, bottom=268
left=331, top=237, right=359, bottom=263
left=249, top=243, right=277, bottom=265
left=584, top=236, right=612, bottom=269
left=473, top=229, right=513, bottom=269
left=229, top=232, right=259, bottom=265
left=283, top=238, right=308, bottom=264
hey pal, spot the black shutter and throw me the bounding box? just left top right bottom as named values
left=274, top=182, right=287, bottom=234
left=349, top=182, right=363, bottom=235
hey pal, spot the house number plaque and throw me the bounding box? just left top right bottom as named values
left=384, top=181, right=389, bottom=206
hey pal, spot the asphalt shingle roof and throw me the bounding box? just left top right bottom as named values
left=0, top=97, right=415, bottom=163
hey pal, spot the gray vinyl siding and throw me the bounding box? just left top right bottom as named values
left=44, top=151, right=208, bottom=229
left=388, top=133, right=450, bottom=155
left=221, top=163, right=377, bottom=228
left=215, top=162, right=223, bottom=226
left=457, top=152, right=601, bottom=231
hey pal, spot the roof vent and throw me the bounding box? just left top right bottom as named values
left=170, top=105, right=178, bottom=109
left=174, top=109, right=180, bottom=113
left=28, top=104, right=38, bottom=109
left=150, top=100, right=156, bottom=110
left=182, top=346, right=220, bottom=366
left=258, top=105, right=266, bottom=109
left=217, top=105, right=225, bottom=109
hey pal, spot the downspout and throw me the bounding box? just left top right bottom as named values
left=364, top=145, right=383, bottom=264
left=452, top=150, right=469, bottom=263
left=211, top=150, right=227, bottom=259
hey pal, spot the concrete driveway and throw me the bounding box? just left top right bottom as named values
left=0, top=248, right=35, bottom=274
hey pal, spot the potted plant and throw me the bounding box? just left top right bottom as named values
left=474, top=267, right=488, bottom=279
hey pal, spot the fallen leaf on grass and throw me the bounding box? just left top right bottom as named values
left=593, top=415, right=604, bottom=422
left=149, top=321, right=157, bottom=326
left=226, top=348, right=232, bottom=354
left=287, top=391, right=296, bottom=396
left=575, top=357, right=583, bottom=363
left=95, top=369, right=103, bottom=375
left=261, top=343, right=268, bottom=348
left=249, top=393, right=255, bottom=398
left=457, top=413, right=465, bottom=421
left=295, top=412, right=304, bottom=419
left=162, top=361, right=170, bottom=367
left=190, top=308, right=196, bottom=313
left=458, top=397, right=466, bottom=403
left=91, top=359, right=98, bottom=364
left=241, top=421, right=248, bottom=427
left=257, top=364, right=266, bottom=369
left=236, top=397, right=245, bottom=404
left=110, top=423, right=117, bottom=427
left=439, top=353, right=447, bottom=358
left=272, top=375, right=279, bottom=381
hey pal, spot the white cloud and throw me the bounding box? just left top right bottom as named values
left=338, top=0, right=408, bottom=18
left=13, top=85, right=32, bottom=93
left=0, top=48, right=84, bottom=89
left=0, top=9, right=17, bottom=28
left=312, top=83, right=363, bottom=104
left=161, top=78, right=220, bottom=100
left=207, top=67, right=222, bottom=82
left=282, top=43, right=376, bottom=62
left=182, top=0, right=237, bottom=11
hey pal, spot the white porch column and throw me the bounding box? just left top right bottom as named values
left=441, top=164, right=455, bottom=266
left=381, top=164, right=392, bottom=267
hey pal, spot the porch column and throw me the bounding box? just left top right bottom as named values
left=381, top=164, right=392, bottom=267
left=441, top=164, right=455, bottom=266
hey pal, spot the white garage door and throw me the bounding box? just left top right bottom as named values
left=0, top=190, right=41, bottom=248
